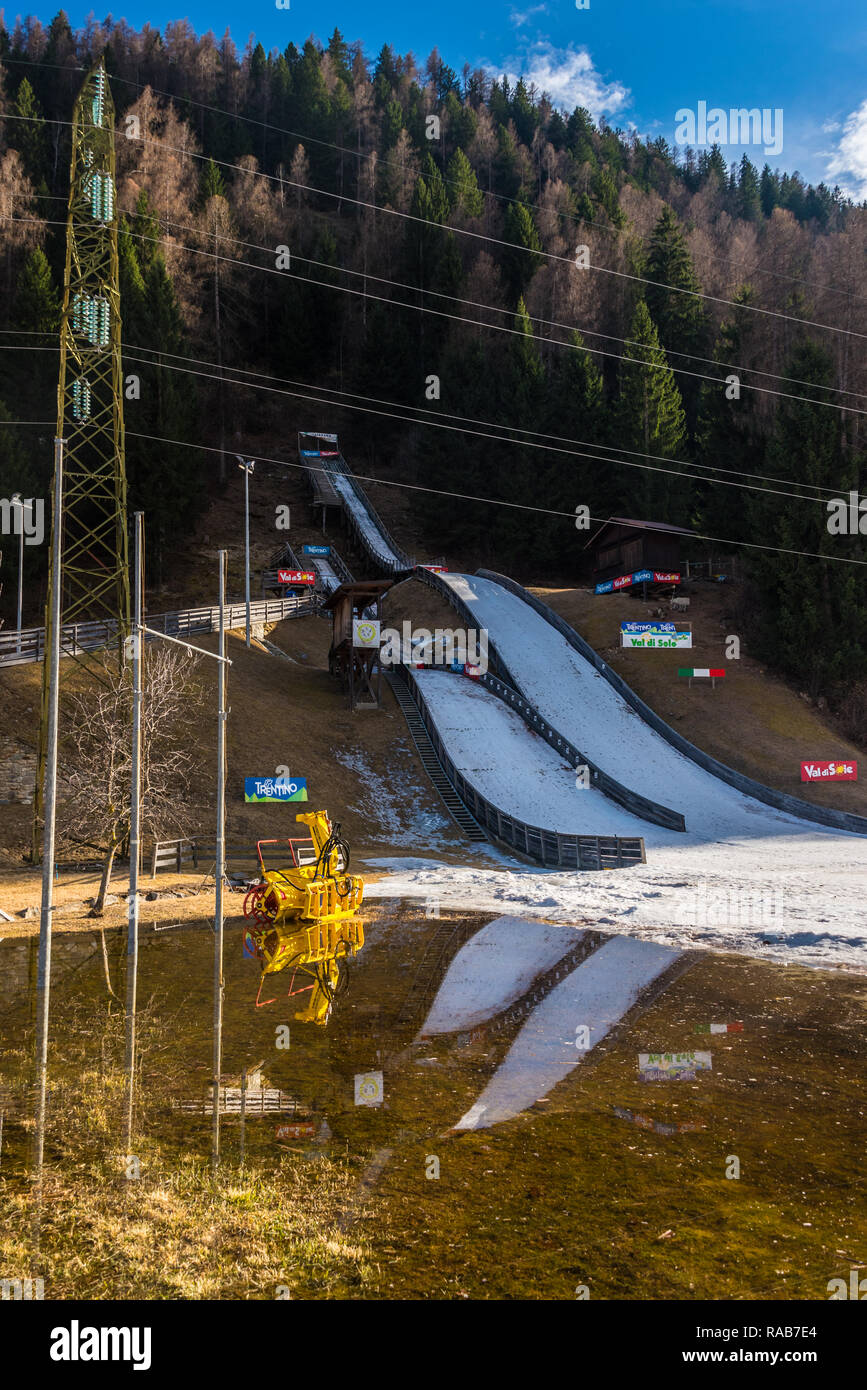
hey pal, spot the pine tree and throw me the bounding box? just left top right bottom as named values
left=695, top=288, right=763, bottom=541
left=446, top=147, right=483, bottom=218
left=738, top=154, right=761, bottom=221
left=644, top=204, right=709, bottom=434
left=198, top=157, right=226, bottom=205
left=502, top=201, right=542, bottom=300
left=744, top=344, right=867, bottom=696
left=12, top=246, right=59, bottom=332
left=615, top=299, right=689, bottom=519
left=11, top=78, right=48, bottom=186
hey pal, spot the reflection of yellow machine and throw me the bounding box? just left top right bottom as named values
left=243, top=812, right=365, bottom=1024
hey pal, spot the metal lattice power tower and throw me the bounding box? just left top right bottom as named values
left=33, top=60, right=131, bottom=855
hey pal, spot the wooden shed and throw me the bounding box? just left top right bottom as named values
left=585, top=517, right=693, bottom=585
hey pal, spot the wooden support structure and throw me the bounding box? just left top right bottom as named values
left=322, top=580, right=393, bottom=710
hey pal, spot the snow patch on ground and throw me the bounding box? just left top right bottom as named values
left=364, top=857, right=867, bottom=970
left=419, top=916, right=584, bottom=1036
left=332, top=747, right=451, bottom=847
left=455, top=936, right=680, bottom=1130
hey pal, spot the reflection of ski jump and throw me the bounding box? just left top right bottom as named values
left=416, top=917, right=683, bottom=1130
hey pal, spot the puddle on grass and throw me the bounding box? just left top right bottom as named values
left=0, top=905, right=865, bottom=1299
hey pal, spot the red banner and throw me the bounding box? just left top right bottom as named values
left=276, top=1122, right=317, bottom=1140
left=801, top=760, right=858, bottom=782
left=278, top=569, right=316, bottom=585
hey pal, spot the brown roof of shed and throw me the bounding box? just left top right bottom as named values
left=584, top=516, right=695, bottom=550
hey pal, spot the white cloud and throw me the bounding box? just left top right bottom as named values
left=487, top=42, right=630, bottom=122
left=509, top=4, right=548, bottom=27
left=824, top=98, right=867, bottom=199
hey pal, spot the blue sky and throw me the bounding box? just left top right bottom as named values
left=46, top=0, right=867, bottom=196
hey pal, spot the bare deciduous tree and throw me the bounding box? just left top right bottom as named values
left=59, top=646, right=202, bottom=913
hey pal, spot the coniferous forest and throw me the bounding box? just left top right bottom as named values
left=1, top=14, right=866, bottom=716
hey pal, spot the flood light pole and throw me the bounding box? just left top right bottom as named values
left=123, top=511, right=144, bottom=1154
left=33, top=440, right=64, bottom=1180
left=236, top=457, right=255, bottom=648
left=212, top=549, right=228, bottom=1170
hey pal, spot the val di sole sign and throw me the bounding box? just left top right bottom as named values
left=621, top=622, right=692, bottom=649
left=801, top=760, right=857, bottom=782
left=278, top=569, right=316, bottom=585
left=244, top=777, right=309, bottom=802
left=595, top=570, right=681, bottom=595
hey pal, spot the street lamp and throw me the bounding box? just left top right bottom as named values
left=236, top=456, right=255, bottom=648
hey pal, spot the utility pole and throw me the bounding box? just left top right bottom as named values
left=33, top=60, right=131, bottom=859
left=236, top=457, right=254, bottom=648
left=123, top=511, right=144, bottom=1154
left=33, top=439, right=64, bottom=1181
left=212, top=550, right=227, bottom=1170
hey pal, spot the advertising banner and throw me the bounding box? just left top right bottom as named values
left=302, top=544, right=331, bottom=555
left=621, top=629, right=692, bottom=649
left=352, top=618, right=381, bottom=648
left=801, top=760, right=857, bottom=782
left=278, top=569, right=316, bottom=585
left=244, top=777, right=308, bottom=802
left=595, top=569, right=680, bottom=594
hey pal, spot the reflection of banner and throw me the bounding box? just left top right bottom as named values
left=354, top=1071, right=383, bottom=1106
left=244, top=777, right=308, bottom=802
left=418, top=564, right=449, bottom=573
left=801, top=760, right=857, bottom=781
left=353, top=618, right=381, bottom=648
left=276, top=1122, right=317, bottom=1140
left=595, top=569, right=681, bottom=594
left=639, top=1051, right=712, bottom=1081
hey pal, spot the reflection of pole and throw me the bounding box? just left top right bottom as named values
left=211, top=550, right=227, bottom=1170
left=123, top=511, right=144, bottom=1154
left=16, top=498, right=24, bottom=655
left=33, top=440, right=64, bottom=1180
left=239, top=1068, right=246, bottom=1168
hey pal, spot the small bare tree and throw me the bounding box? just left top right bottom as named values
left=60, top=645, right=202, bottom=913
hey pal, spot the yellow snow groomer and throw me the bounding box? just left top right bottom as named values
left=243, top=812, right=365, bottom=1023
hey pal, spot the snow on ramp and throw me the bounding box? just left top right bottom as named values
left=419, top=916, right=584, bottom=1036
left=329, top=472, right=401, bottom=568
left=439, top=572, right=856, bottom=845
left=411, top=668, right=650, bottom=836
left=455, top=936, right=680, bottom=1130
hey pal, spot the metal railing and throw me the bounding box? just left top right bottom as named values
left=0, top=595, right=316, bottom=667
left=478, top=569, right=867, bottom=838
left=399, top=663, right=645, bottom=871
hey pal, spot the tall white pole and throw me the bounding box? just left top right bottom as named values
left=33, top=440, right=64, bottom=1180
left=244, top=465, right=251, bottom=649
left=17, top=505, right=24, bottom=656
left=212, top=549, right=227, bottom=1170
left=123, top=511, right=143, bottom=1154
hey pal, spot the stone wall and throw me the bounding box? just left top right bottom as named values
left=0, top=737, right=37, bottom=804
